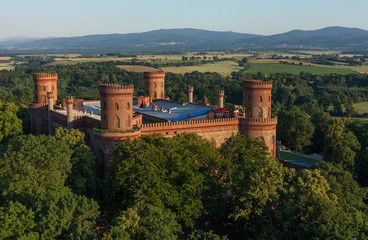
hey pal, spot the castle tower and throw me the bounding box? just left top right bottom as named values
left=218, top=90, right=224, bottom=108
left=33, top=73, right=58, bottom=104
left=144, top=71, right=165, bottom=100
left=188, top=86, right=194, bottom=103
left=240, top=80, right=277, bottom=156
left=99, top=83, right=134, bottom=131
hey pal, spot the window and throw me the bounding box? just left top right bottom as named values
left=114, top=116, right=120, bottom=129
left=161, top=82, right=163, bottom=87
left=52, top=85, right=54, bottom=91
left=258, top=107, right=263, bottom=118
left=260, top=96, right=262, bottom=102
left=115, top=102, right=119, bottom=110
left=42, top=86, right=46, bottom=91
left=154, top=82, right=157, bottom=87
left=127, top=102, right=130, bottom=109
left=247, top=107, right=252, bottom=118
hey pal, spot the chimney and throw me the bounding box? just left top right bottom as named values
left=188, top=86, right=194, bottom=103
left=90, top=110, right=94, bottom=116
left=66, top=96, right=73, bottom=129
left=160, top=106, right=164, bottom=111
left=84, top=108, right=87, bottom=114
left=218, top=90, right=224, bottom=108
left=168, top=108, right=171, bottom=113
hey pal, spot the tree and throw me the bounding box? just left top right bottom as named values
left=277, top=106, right=315, bottom=152
left=107, top=133, right=227, bottom=227
left=186, top=230, right=228, bottom=240
left=54, top=128, right=99, bottom=197
left=0, top=101, right=22, bottom=143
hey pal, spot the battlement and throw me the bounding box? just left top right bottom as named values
left=33, top=73, right=58, bottom=80
left=47, top=92, right=53, bottom=99
left=218, top=90, right=224, bottom=97
left=243, top=80, right=273, bottom=88
left=142, top=117, right=239, bottom=130
left=241, top=116, right=277, bottom=124
left=188, top=86, right=194, bottom=92
left=99, top=83, right=134, bottom=93
left=144, top=71, right=165, bottom=78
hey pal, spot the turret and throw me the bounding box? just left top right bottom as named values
left=218, top=90, right=224, bottom=108
left=33, top=73, right=58, bottom=104
left=240, top=80, right=277, bottom=157
left=188, top=86, right=194, bottom=103
left=99, top=83, right=134, bottom=131
left=243, top=80, right=272, bottom=119
left=144, top=71, right=165, bottom=100
left=66, top=96, right=73, bottom=129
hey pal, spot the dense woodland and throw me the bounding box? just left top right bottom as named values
left=1, top=61, right=368, bottom=238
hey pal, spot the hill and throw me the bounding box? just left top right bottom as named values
left=1, top=27, right=368, bottom=53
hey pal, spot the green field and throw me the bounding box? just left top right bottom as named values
left=0, top=63, right=14, bottom=70
left=245, top=63, right=356, bottom=75
left=353, top=102, right=368, bottom=114
left=161, top=61, right=243, bottom=76
left=280, top=151, right=320, bottom=163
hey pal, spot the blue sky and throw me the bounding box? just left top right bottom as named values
left=1, top=0, right=367, bottom=39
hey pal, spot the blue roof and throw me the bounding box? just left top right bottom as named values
left=133, top=100, right=212, bottom=122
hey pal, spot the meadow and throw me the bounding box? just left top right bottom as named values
left=161, top=61, right=243, bottom=76
left=0, top=63, right=14, bottom=70
left=353, top=101, right=368, bottom=114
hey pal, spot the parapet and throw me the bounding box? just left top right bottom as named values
left=33, top=73, right=58, bottom=81
left=99, top=83, right=134, bottom=94
left=243, top=80, right=273, bottom=89
left=144, top=71, right=165, bottom=78
left=218, top=90, right=224, bottom=97
left=240, top=116, right=278, bottom=125
left=47, top=92, right=53, bottom=99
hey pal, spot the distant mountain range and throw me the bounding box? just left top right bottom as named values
left=1, top=27, right=368, bottom=53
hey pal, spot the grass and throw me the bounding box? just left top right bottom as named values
left=161, top=61, right=243, bottom=76
left=353, top=101, right=368, bottom=114
left=280, top=151, right=320, bottom=163
left=245, top=63, right=356, bottom=75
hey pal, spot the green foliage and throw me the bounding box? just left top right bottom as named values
left=54, top=128, right=99, bottom=197
left=323, top=118, right=361, bottom=171
left=109, top=205, right=181, bottom=240
left=107, top=133, right=227, bottom=227
left=185, top=230, right=228, bottom=240
left=0, top=101, right=22, bottom=143
left=277, top=106, right=315, bottom=152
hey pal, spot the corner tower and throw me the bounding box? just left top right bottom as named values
left=33, top=73, right=58, bottom=104
left=144, top=71, right=165, bottom=100
left=99, top=83, right=134, bottom=131
left=240, top=80, right=277, bottom=156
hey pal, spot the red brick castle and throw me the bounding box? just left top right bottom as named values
left=30, top=71, right=277, bottom=173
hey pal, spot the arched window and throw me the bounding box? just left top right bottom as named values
left=115, top=102, right=119, bottom=110
left=42, top=86, right=46, bottom=91
left=154, top=82, right=157, bottom=87
left=52, top=85, right=54, bottom=91
left=42, top=95, right=46, bottom=103
left=247, top=107, right=252, bottom=118
left=260, top=96, right=262, bottom=102
left=154, top=91, right=157, bottom=99
left=114, top=116, right=120, bottom=129
left=258, top=107, right=263, bottom=118
left=127, top=102, right=130, bottom=109
left=161, top=82, right=163, bottom=87
left=126, top=115, right=130, bottom=128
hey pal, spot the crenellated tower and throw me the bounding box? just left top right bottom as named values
left=99, top=83, right=134, bottom=131
left=33, top=73, right=58, bottom=104
left=240, top=80, right=277, bottom=156
left=144, top=71, right=165, bottom=100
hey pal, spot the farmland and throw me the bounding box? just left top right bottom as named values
left=353, top=101, right=368, bottom=114
left=161, top=61, right=243, bottom=76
